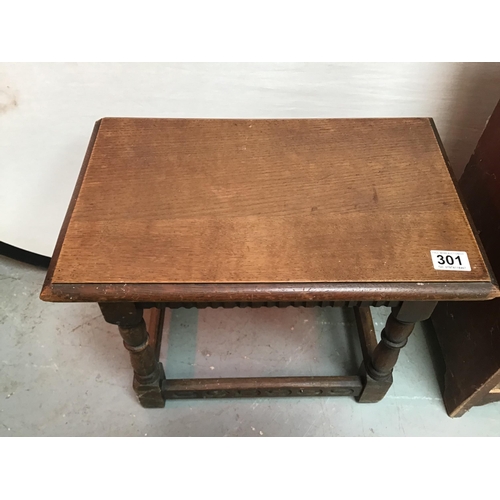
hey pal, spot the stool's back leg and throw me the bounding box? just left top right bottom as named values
left=357, top=301, right=437, bottom=403
left=99, top=302, right=165, bottom=408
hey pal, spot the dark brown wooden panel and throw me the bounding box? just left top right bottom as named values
left=431, top=99, right=500, bottom=417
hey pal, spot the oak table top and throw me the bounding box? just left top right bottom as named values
left=41, top=117, right=499, bottom=303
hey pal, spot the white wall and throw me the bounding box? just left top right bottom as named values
left=1, top=63, right=500, bottom=256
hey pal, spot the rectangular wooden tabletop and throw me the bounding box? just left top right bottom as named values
left=42, top=117, right=498, bottom=302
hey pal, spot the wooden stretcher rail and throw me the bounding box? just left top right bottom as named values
left=162, top=376, right=363, bottom=399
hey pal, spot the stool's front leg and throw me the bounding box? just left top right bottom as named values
left=358, top=301, right=437, bottom=402
left=99, top=302, right=165, bottom=408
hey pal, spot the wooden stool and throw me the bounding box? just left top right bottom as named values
left=40, top=118, right=499, bottom=408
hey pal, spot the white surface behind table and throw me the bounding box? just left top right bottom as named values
left=1, top=62, right=500, bottom=257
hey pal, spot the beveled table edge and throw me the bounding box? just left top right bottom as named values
left=40, top=281, right=500, bottom=303
left=41, top=118, right=499, bottom=304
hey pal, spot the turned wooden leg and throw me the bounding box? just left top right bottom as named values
left=99, top=302, right=165, bottom=408
left=357, top=301, right=437, bottom=403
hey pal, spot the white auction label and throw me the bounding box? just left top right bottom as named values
left=430, top=250, right=471, bottom=271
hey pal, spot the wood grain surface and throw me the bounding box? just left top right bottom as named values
left=49, top=118, right=491, bottom=285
